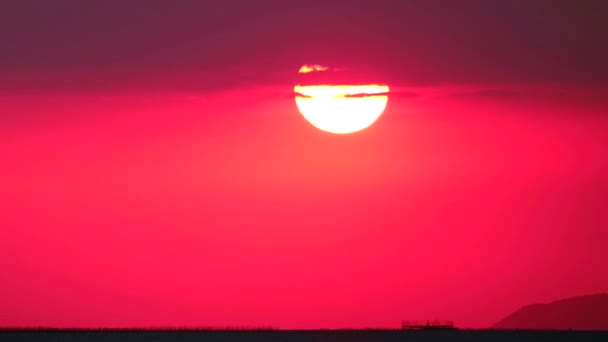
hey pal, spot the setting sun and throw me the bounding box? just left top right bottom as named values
left=298, top=64, right=329, bottom=73
left=294, top=84, right=389, bottom=134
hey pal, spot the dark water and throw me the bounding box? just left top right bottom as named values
left=1, top=330, right=608, bottom=342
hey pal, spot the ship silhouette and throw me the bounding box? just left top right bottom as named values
left=401, top=320, right=457, bottom=330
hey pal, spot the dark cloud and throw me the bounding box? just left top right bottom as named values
left=292, top=90, right=419, bottom=99
left=343, top=92, right=389, bottom=98
left=343, top=91, right=420, bottom=98
left=448, top=86, right=608, bottom=101
left=389, top=91, right=421, bottom=98
left=449, top=89, right=534, bottom=99
left=294, top=92, right=312, bottom=98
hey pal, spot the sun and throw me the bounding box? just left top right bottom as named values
left=294, top=65, right=389, bottom=134
left=294, top=84, right=389, bottom=134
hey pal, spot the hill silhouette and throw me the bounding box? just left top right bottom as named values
left=493, top=294, right=608, bottom=331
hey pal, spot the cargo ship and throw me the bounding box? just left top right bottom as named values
left=401, top=320, right=457, bottom=330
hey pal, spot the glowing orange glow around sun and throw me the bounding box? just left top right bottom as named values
left=294, top=84, right=389, bottom=134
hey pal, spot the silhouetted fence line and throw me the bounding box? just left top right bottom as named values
left=0, top=326, right=278, bottom=332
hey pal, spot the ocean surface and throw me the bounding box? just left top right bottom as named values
left=1, top=330, right=607, bottom=342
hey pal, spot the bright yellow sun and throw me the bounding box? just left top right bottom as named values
left=294, top=65, right=389, bottom=134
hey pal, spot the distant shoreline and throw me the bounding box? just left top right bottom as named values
left=1, top=327, right=607, bottom=332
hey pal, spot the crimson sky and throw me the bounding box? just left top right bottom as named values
left=1, top=0, right=608, bottom=329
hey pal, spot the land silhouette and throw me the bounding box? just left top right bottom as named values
left=2, top=294, right=608, bottom=341
left=493, top=294, right=608, bottom=331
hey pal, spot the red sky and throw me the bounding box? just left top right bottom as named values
left=1, top=0, right=608, bottom=330
left=2, top=84, right=607, bottom=329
